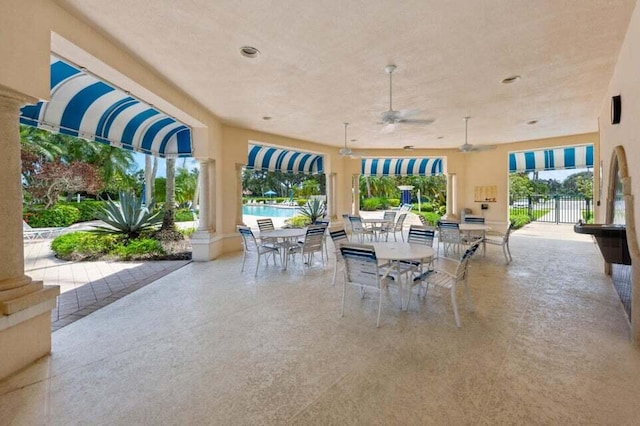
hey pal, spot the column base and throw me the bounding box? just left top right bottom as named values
left=0, top=297, right=57, bottom=381
left=441, top=213, right=459, bottom=222
left=191, top=231, right=243, bottom=261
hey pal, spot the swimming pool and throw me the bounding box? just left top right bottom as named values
left=242, top=205, right=300, bottom=217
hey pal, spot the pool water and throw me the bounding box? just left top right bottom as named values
left=242, top=205, right=300, bottom=217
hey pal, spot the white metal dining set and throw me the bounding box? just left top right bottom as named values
left=237, top=218, right=330, bottom=275
left=237, top=214, right=512, bottom=328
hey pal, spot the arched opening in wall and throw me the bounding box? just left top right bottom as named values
left=605, top=146, right=637, bottom=330
left=242, top=143, right=326, bottom=229
left=508, top=144, right=594, bottom=226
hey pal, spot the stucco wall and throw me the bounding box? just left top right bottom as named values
left=598, top=0, right=640, bottom=342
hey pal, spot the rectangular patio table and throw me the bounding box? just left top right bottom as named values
left=371, top=242, right=435, bottom=310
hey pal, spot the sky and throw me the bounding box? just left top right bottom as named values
left=132, top=152, right=199, bottom=178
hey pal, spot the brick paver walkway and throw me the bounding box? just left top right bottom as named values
left=24, top=226, right=190, bottom=332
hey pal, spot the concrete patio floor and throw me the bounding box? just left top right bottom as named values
left=2, top=222, right=640, bottom=424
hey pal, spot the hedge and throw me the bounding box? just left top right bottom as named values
left=24, top=205, right=81, bottom=227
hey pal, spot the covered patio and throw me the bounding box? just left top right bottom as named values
left=1, top=223, right=639, bottom=424
left=2, top=0, right=640, bottom=422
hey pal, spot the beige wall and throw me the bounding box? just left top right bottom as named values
left=598, top=0, right=640, bottom=342
left=0, top=0, right=50, bottom=100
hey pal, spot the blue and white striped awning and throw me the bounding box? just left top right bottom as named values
left=361, top=158, right=443, bottom=176
left=247, top=144, right=324, bottom=174
left=509, top=144, right=594, bottom=173
left=19, top=55, right=192, bottom=158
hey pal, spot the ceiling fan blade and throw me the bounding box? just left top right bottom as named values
left=474, top=144, right=496, bottom=151
left=382, top=123, right=396, bottom=133
left=396, top=109, right=423, bottom=119
left=397, top=118, right=435, bottom=125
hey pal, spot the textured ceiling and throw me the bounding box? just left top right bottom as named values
left=56, top=0, right=636, bottom=150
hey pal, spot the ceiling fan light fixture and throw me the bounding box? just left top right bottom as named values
left=526, top=120, right=538, bottom=125
left=501, top=75, right=521, bottom=84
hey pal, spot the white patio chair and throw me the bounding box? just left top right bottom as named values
left=484, top=225, right=513, bottom=263
left=413, top=241, right=481, bottom=327
left=348, top=216, right=374, bottom=243
left=401, top=225, right=436, bottom=281
left=379, top=213, right=407, bottom=242
left=237, top=226, right=279, bottom=276
left=288, top=224, right=326, bottom=272
left=23, top=221, right=66, bottom=241
left=437, top=220, right=462, bottom=258
left=329, top=228, right=349, bottom=286
left=340, top=244, right=395, bottom=327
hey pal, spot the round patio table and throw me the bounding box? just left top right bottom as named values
left=371, top=242, right=435, bottom=310
left=260, top=228, right=307, bottom=270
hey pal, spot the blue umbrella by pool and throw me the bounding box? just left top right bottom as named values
left=264, top=190, right=277, bottom=196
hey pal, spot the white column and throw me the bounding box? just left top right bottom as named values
left=236, top=164, right=244, bottom=225
left=0, top=92, right=27, bottom=285
left=443, top=173, right=459, bottom=220
left=452, top=173, right=458, bottom=216
left=197, top=159, right=209, bottom=231
left=0, top=87, right=60, bottom=380
left=327, top=172, right=336, bottom=220
left=352, top=174, right=360, bottom=214
left=209, top=160, right=216, bottom=231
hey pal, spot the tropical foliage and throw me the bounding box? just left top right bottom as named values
left=242, top=169, right=325, bottom=198
left=92, top=191, right=162, bottom=240
left=298, top=198, right=326, bottom=223
left=358, top=175, right=447, bottom=213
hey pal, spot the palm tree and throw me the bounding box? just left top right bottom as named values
left=20, top=126, right=63, bottom=160
left=144, top=154, right=158, bottom=204
left=155, top=157, right=183, bottom=241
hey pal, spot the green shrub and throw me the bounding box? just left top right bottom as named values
left=175, top=209, right=196, bottom=222
left=299, top=198, right=326, bottom=223
left=509, top=214, right=531, bottom=229
left=420, top=212, right=441, bottom=226
left=388, top=198, right=400, bottom=208
left=360, top=198, right=381, bottom=211
left=421, top=203, right=434, bottom=213
left=51, top=232, right=118, bottom=260
left=113, top=238, right=164, bottom=260
left=93, top=191, right=162, bottom=240
left=582, top=210, right=594, bottom=223
left=296, top=198, right=307, bottom=206
left=60, top=201, right=105, bottom=222
left=180, top=227, right=197, bottom=237
left=286, top=215, right=310, bottom=227
left=24, top=204, right=81, bottom=227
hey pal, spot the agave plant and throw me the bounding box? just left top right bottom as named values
left=299, top=198, right=326, bottom=224
left=93, top=191, right=162, bottom=240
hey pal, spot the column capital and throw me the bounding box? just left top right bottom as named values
left=0, top=85, right=37, bottom=108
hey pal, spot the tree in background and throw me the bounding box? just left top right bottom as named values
left=508, top=173, right=534, bottom=203
left=144, top=154, right=159, bottom=204
left=175, top=166, right=199, bottom=207
left=155, top=157, right=183, bottom=241
left=20, top=126, right=137, bottom=201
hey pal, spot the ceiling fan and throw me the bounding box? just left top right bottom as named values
left=379, top=64, right=435, bottom=133
left=458, top=116, right=496, bottom=153
left=339, top=122, right=360, bottom=158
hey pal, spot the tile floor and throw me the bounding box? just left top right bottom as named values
left=24, top=239, right=190, bottom=331
left=2, top=223, right=640, bottom=425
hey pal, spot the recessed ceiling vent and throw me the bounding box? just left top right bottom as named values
left=240, top=46, right=260, bottom=58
